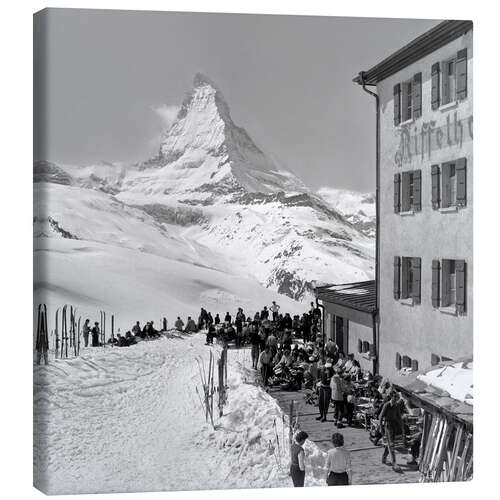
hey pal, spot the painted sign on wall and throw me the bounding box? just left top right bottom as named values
left=394, top=111, right=473, bottom=167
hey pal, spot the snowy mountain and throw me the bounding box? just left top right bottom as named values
left=34, top=74, right=374, bottom=308
left=317, top=187, right=376, bottom=238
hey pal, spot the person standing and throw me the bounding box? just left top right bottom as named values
left=270, top=301, right=280, bottom=322
left=91, top=322, right=100, bottom=347
left=290, top=430, right=309, bottom=487
left=250, top=325, right=261, bottom=369
left=379, top=391, right=404, bottom=472
left=330, top=369, right=345, bottom=427
left=258, top=345, right=273, bottom=386
left=325, top=432, right=351, bottom=485
left=317, top=363, right=333, bottom=422
left=82, top=319, right=91, bottom=347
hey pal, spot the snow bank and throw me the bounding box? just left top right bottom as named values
left=417, top=360, right=473, bottom=405
left=34, top=334, right=328, bottom=494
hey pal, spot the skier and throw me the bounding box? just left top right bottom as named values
left=224, top=312, right=232, bottom=324
left=174, top=317, right=184, bottom=331
left=270, top=301, right=280, bottom=322
left=283, top=312, right=293, bottom=331
left=260, top=306, right=269, bottom=320
left=257, top=345, right=273, bottom=386
left=214, top=313, right=220, bottom=326
left=317, top=363, right=333, bottom=422
left=378, top=391, right=405, bottom=472
left=82, top=319, right=91, bottom=347
left=91, top=322, right=100, bottom=347
left=206, top=324, right=216, bottom=345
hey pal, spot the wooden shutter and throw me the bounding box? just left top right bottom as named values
left=431, top=63, right=440, bottom=109
left=456, top=260, right=466, bottom=314
left=401, top=171, right=411, bottom=212
left=413, top=73, right=422, bottom=118
left=394, top=83, right=401, bottom=125
left=357, top=339, right=362, bottom=353
left=456, top=158, right=467, bottom=207
left=369, top=344, right=376, bottom=357
left=441, top=259, right=451, bottom=307
left=431, top=354, right=440, bottom=366
left=394, top=256, right=401, bottom=300
left=402, top=355, right=411, bottom=368
left=411, top=359, right=419, bottom=372
left=432, top=260, right=441, bottom=308
left=441, top=163, right=451, bottom=208
left=362, top=341, right=369, bottom=353
left=431, top=165, right=440, bottom=209
left=401, top=258, right=409, bottom=299
left=456, top=49, right=468, bottom=100
left=394, top=173, right=401, bottom=213
left=413, top=169, right=422, bottom=211
left=412, top=257, right=421, bottom=304
left=395, top=352, right=402, bottom=370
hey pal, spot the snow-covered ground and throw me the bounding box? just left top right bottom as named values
left=34, top=334, right=327, bottom=494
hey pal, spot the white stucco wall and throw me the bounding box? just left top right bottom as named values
left=377, top=29, right=473, bottom=380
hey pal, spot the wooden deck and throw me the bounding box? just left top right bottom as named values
left=266, top=386, right=421, bottom=485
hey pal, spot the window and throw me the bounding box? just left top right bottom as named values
left=402, top=80, right=413, bottom=122
left=394, top=256, right=421, bottom=303
left=431, top=259, right=466, bottom=314
left=432, top=158, right=467, bottom=209
left=396, top=353, right=418, bottom=372
left=442, top=58, right=457, bottom=105
left=393, top=73, right=422, bottom=125
left=394, top=169, right=421, bottom=213
left=431, top=49, right=467, bottom=109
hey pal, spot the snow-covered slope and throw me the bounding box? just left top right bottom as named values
left=35, top=74, right=374, bottom=302
left=317, top=187, right=376, bottom=238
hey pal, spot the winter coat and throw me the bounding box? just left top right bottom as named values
left=330, top=374, right=345, bottom=401
left=185, top=320, right=197, bottom=332
left=174, top=319, right=184, bottom=331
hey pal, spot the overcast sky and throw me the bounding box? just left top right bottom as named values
left=37, top=9, right=439, bottom=192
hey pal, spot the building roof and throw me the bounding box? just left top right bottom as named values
left=394, top=357, right=473, bottom=428
left=315, top=280, right=376, bottom=314
left=353, top=20, right=473, bottom=86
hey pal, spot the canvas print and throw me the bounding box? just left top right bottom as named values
left=33, top=9, right=473, bottom=495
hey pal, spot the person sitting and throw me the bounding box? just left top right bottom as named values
left=174, top=317, right=184, bottom=331
left=334, top=352, right=346, bottom=372
left=343, top=354, right=355, bottom=373
left=132, top=321, right=141, bottom=337
left=184, top=316, right=198, bottom=333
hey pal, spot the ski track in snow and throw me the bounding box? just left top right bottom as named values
left=34, top=334, right=327, bottom=494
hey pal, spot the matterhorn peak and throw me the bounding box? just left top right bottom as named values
left=193, top=72, right=219, bottom=90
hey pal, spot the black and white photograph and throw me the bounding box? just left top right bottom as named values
left=32, top=8, right=473, bottom=495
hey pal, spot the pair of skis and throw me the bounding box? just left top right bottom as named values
left=54, top=305, right=81, bottom=358
left=36, top=304, right=49, bottom=364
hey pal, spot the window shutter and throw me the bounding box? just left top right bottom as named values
left=456, top=158, right=467, bottom=207
left=432, top=259, right=441, bottom=308
left=401, top=258, right=409, bottom=299
left=369, top=344, right=376, bottom=357
left=394, top=256, right=401, bottom=300
left=401, top=171, right=411, bottom=212
left=412, top=257, right=421, bottom=304
left=441, top=259, right=451, bottom=307
left=362, top=341, right=369, bottom=353
left=431, top=165, right=440, bottom=209
left=413, top=169, right=422, bottom=211
left=441, top=163, right=451, bottom=208
left=411, top=359, right=419, bottom=372
left=394, top=83, right=401, bottom=125
left=394, top=173, right=401, bottom=213
left=402, top=355, right=411, bottom=368
left=395, top=352, right=402, bottom=370
left=357, top=339, right=362, bottom=353
left=456, top=49, right=468, bottom=100
left=413, top=73, right=422, bottom=118
left=456, top=260, right=466, bottom=315
left=431, top=63, right=440, bottom=109
left=431, top=354, right=440, bottom=366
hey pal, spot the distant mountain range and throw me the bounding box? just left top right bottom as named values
left=34, top=74, right=374, bottom=304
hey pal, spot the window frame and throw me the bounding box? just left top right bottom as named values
left=441, top=57, right=457, bottom=106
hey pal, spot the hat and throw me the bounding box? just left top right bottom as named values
left=325, top=362, right=333, bottom=368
